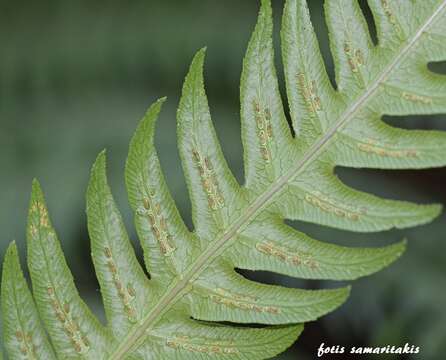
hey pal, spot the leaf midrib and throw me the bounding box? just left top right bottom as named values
left=110, top=2, right=446, bottom=358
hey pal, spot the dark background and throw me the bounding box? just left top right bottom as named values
left=0, top=0, right=445, bottom=359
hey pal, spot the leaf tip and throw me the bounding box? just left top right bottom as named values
left=6, top=240, right=17, bottom=252
left=334, top=285, right=351, bottom=309
left=31, top=177, right=40, bottom=187
left=88, top=150, right=109, bottom=197
left=332, top=286, right=352, bottom=306
left=191, top=47, right=207, bottom=70
left=92, top=149, right=107, bottom=174
left=399, top=238, right=408, bottom=252
left=29, top=179, right=48, bottom=217
left=430, top=203, right=443, bottom=219
left=157, top=96, right=167, bottom=104
left=146, top=97, right=167, bottom=118
left=415, top=203, right=444, bottom=227
left=4, top=241, right=18, bottom=263
left=2, top=241, right=20, bottom=278
left=97, top=148, right=107, bottom=160
left=380, top=239, right=408, bottom=270
left=31, top=178, right=43, bottom=199
left=333, top=285, right=352, bottom=308
left=278, top=324, right=305, bottom=354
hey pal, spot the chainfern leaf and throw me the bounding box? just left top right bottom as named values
left=1, top=242, right=56, bottom=359
left=26, top=180, right=111, bottom=358
left=2, top=0, right=446, bottom=359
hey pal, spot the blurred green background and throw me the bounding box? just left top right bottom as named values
left=1, top=0, right=445, bottom=359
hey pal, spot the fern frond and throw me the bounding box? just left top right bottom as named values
left=2, top=0, right=446, bottom=359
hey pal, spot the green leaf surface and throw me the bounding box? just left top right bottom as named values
left=2, top=0, right=446, bottom=358
left=87, top=151, right=152, bottom=338
left=1, top=242, right=56, bottom=359
left=26, top=180, right=111, bottom=358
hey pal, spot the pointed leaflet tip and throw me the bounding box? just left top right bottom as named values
left=90, top=149, right=108, bottom=182
left=28, top=178, right=51, bottom=229
left=177, top=47, right=209, bottom=128
left=329, top=285, right=351, bottom=311
left=3, top=241, right=19, bottom=271
left=431, top=203, right=443, bottom=220
left=399, top=238, right=408, bottom=252
left=250, top=0, right=272, bottom=37
left=95, top=149, right=107, bottom=165
left=86, top=150, right=111, bottom=218
left=129, top=98, right=167, bottom=158
left=401, top=203, right=443, bottom=229
left=180, top=48, right=207, bottom=89
left=144, top=97, right=167, bottom=117
left=125, top=97, right=168, bottom=211
left=345, top=240, right=407, bottom=281
left=2, top=242, right=22, bottom=297
left=310, top=286, right=352, bottom=318
left=321, top=286, right=351, bottom=315
left=184, top=48, right=207, bottom=84
left=393, top=239, right=407, bottom=259
left=142, top=97, right=167, bottom=124
left=375, top=239, right=407, bottom=272
left=88, top=149, right=108, bottom=198
left=190, top=47, right=207, bottom=72
left=31, top=178, right=44, bottom=200
left=156, top=96, right=167, bottom=105
left=269, top=324, right=304, bottom=357
left=31, top=177, right=40, bottom=188
left=179, top=48, right=207, bottom=101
